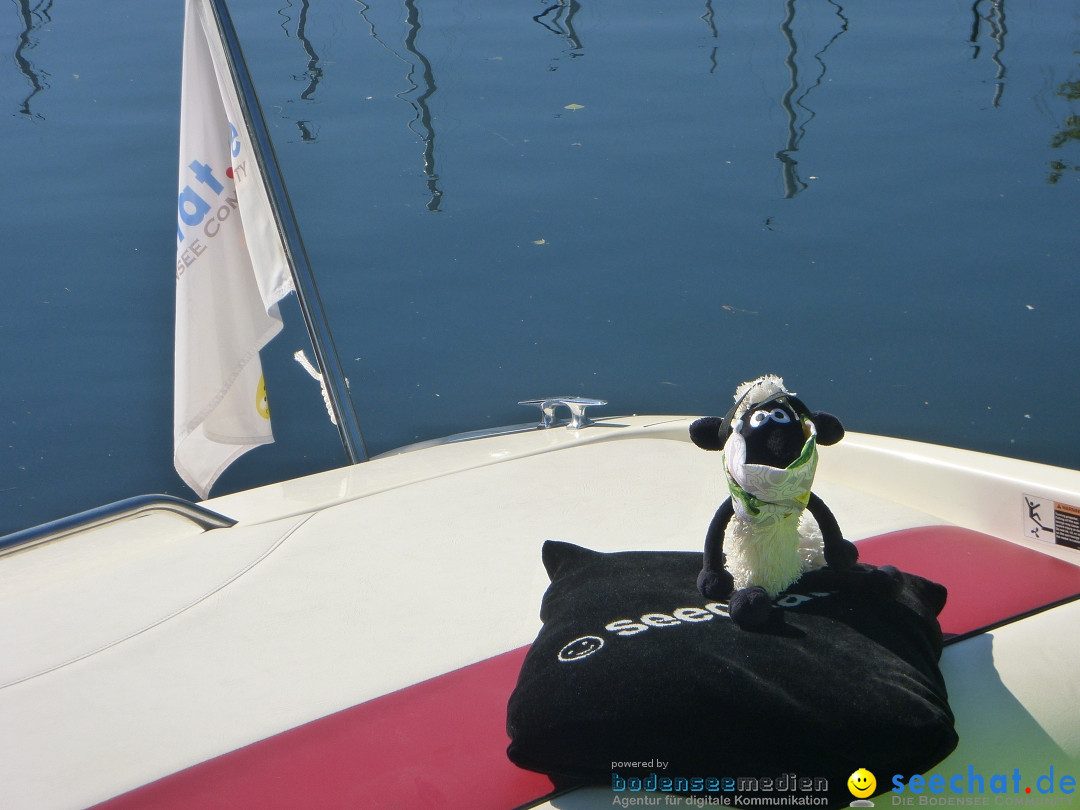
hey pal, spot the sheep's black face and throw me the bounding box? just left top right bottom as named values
left=735, top=400, right=808, bottom=469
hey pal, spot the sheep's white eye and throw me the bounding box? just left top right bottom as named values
left=769, top=408, right=791, bottom=424
left=748, top=408, right=791, bottom=428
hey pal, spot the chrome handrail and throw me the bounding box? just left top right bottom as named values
left=0, top=495, right=237, bottom=558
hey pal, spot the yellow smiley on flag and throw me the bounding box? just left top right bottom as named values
left=256, top=375, right=270, bottom=420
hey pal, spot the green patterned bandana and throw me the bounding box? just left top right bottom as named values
left=723, top=420, right=819, bottom=525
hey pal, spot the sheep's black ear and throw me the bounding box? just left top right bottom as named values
left=810, top=411, right=845, bottom=445
left=689, top=416, right=726, bottom=451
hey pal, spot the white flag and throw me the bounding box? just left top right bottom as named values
left=174, top=0, right=294, bottom=499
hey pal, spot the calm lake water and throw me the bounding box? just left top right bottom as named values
left=2, top=0, right=1079, bottom=534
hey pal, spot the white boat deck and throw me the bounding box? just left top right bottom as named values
left=2, top=417, right=1078, bottom=809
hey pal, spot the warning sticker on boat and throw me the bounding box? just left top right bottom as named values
left=1023, top=494, right=1080, bottom=549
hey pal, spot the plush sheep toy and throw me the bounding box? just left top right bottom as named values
left=691, top=375, right=898, bottom=629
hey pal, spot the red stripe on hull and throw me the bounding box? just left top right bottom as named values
left=857, top=526, right=1080, bottom=640
left=95, top=647, right=559, bottom=810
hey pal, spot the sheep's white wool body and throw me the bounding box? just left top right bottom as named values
left=724, top=511, right=825, bottom=597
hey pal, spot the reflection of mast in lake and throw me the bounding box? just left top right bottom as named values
left=775, top=0, right=848, bottom=199
left=279, top=0, right=323, bottom=141
left=533, top=0, right=583, bottom=58
left=970, top=0, right=1007, bottom=107
left=13, top=0, right=53, bottom=120
left=701, top=0, right=720, bottom=74
left=357, top=1, right=442, bottom=212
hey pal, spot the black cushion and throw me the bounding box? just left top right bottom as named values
left=506, top=542, right=957, bottom=805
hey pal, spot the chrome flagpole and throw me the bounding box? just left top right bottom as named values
left=205, top=0, right=368, bottom=464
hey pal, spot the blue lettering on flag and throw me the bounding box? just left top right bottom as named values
left=176, top=123, right=241, bottom=243
left=188, top=159, right=225, bottom=194
left=177, top=185, right=211, bottom=240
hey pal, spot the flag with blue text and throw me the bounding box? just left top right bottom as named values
left=174, top=0, right=294, bottom=498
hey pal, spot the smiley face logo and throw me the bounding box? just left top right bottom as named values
left=256, top=375, right=270, bottom=420
left=847, top=768, right=877, bottom=799
left=558, top=636, right=604, bottom=662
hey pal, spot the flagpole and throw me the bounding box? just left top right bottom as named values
left=205, top=0, right=368, bottom=464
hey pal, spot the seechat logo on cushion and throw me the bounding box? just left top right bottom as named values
left=556, top=590, right=835, bottom=663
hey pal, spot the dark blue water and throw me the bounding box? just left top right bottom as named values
left=3, top=0, right=1079, bottom=534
